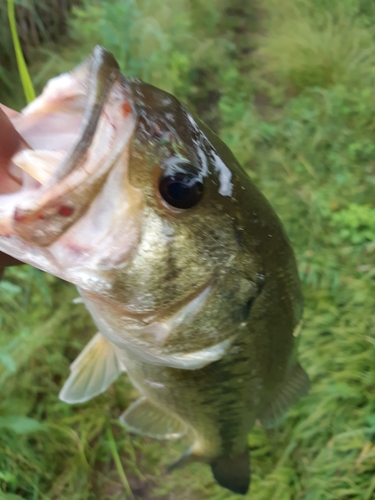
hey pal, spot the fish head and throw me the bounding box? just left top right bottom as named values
left=0, top=47, right=276, bottom=366
left=111, top=78, right=253, bottom=309
left=0, top=47, right=138, bottom=275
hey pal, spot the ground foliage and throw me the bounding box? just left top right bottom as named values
left=0, top=0, right=79, bottom=106
left=1, top=0, right=375, bottom=498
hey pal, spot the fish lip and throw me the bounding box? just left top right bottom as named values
left=0, top=46, right=136, bottom=249
left=48, top=46, right=121, bottom=185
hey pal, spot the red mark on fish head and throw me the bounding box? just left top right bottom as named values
left=58, top=204, right=74, bottom=217
left=121, top=101, right=132, bottom=117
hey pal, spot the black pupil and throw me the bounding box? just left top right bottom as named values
left=159, top=172, right=203, bottom=209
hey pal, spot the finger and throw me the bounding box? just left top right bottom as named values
left=0, top=251, right=23, bottom=267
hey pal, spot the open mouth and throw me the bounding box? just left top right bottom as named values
left=0, top=46, right=135, bottom=248
left=0, top=46, right=133, bottom=244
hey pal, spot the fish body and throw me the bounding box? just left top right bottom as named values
left=0, top=47, right=309, bottom=495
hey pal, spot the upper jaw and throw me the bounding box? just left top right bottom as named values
left=0, top=46, right=140, bottom=289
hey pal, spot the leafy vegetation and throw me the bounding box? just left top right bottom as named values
left=7, top=0, right=36, bottom=103
left=2, top=0, right=375, bottom=498
left=0, top=0, right=77, bottom=108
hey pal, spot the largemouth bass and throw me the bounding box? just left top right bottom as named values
left=0, top=46, right=309, bottom=495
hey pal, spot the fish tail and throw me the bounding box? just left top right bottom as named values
left=168, top=446, right=250, bottom=495
left=210, top=448, right=250, bottom=495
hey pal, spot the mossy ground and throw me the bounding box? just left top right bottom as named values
left=2, top=0, right=375, bottom=498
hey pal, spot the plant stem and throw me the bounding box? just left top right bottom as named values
left=106, top=426, right=134, bottom=500
left=7, top=0, right=36, bottom=104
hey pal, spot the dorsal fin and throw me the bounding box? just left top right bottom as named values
left=120, top=397, right=187, bottom=440
left=59, top=332, right=125, bottom=404
left=259, top=362, right=310, bottom=428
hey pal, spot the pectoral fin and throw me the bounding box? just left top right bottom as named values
left=59, top=332, right=125, bottom=404
left=259, top=362, right=310, bottom=428
left=120, top=397, right=187, bottom=440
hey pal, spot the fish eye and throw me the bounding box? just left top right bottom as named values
left=159, top=171, right=204, bottom=209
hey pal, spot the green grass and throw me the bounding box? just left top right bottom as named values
left=255, top=0, right=375, bottom=91
left=2, top=0, right=375, bottom=498
left=7, top=0, right=36, bottom=103
left=0, top=0, right=76, bottom=109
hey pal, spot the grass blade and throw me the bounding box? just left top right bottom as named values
left=7, top=0, right=36, bottom=104
left=106, top=426, right=134, bottom=500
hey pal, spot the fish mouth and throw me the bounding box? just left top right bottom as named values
left=0, top=47, right=140, bottom=286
